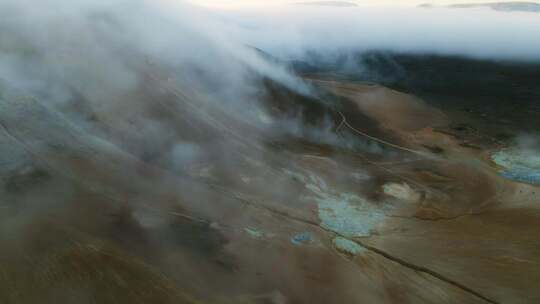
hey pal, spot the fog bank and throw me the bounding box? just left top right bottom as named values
left=209, top=4, right=540, bottom=61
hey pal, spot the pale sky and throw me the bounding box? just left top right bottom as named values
left=189, top=0, right=540, bottom=9
left=183, top=0, right=540, bottom=61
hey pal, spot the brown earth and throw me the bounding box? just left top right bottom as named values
left=0, top=75, right=538, bottom=304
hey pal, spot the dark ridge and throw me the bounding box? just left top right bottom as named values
left=260, top=76, right=406, bottom=152
left=292, top=51, right=540, bottom=133
left=293, top=51, right=540, bottom=104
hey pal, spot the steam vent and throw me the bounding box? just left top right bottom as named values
left=1, top=1, right=540, bottom=303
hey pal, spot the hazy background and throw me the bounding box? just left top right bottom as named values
left=186, top=0, right=540, bottom=62
left=190, top=0, right=540, bottom=8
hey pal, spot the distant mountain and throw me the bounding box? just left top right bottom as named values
left=420, top=2, right=540, bottom=12
left=296, top=1, right=358, bottom=7
left=293, top=51, right=540, bottom=104
left=291, top=51, right=540, bottom=133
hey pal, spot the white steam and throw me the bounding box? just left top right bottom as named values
left=207, top=4, right=540, bottom=61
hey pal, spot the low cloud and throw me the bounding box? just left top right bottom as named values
left=209, top=4, right=540, bottom=61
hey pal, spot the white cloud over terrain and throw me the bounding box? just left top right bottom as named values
left=203, top=1, right=540, bottom=61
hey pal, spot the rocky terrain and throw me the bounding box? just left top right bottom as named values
left=2, top=59, right=540, bottom=303
left=1, top=1, right=540, bottom=303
